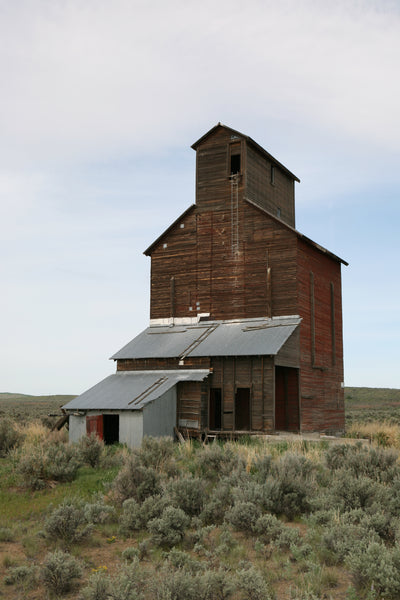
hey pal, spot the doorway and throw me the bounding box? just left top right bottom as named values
left=275, top=367, right=299, bottom=431
left=103, top=415, right=119, bottom=444
left=209, top=388, right=222, bottom=430
left=235, top=388, right=250, bottom=430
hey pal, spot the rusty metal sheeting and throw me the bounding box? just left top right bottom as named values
left=62, top=369, right=210, bottom=411
left=111, top=316, right=301, bottom=360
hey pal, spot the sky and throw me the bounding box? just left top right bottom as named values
left=1, top=0, right=399, bottom=395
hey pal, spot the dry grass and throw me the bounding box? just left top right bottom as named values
left=346, top=420, right=400, bottom=447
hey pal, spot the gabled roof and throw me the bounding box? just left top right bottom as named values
left=191, top=123, right=300, bottom=183
left=143, top=204, right=195, bottom=256
left=63, top=369, right=210, bottom=411
left=245, top=198, right=348, bottom=266
left=111, top=316, right=301, bottom=360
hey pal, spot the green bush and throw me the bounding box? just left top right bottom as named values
left=78, top=433, right=104, bottom=467
left=112, top=455, right=161, bottom=503
left=148, top=505, right=190, bottom=547
left=253, top=513, right=284, bottom=543
left=0, top=527, right=15, bottom=542
left=346, top=541, right=400, bottom=598
left=251, top=453, right=272, bottom=482
left=200, top=480, right=232, bottom=525
left=195, top=443, right=244, bottom=481
left=236, top=565, right=274, bottom=600
left=120, top=495, right=168, bottom=533
left=135, top=436, right=176, bottom=474
left=201, top=568, right=236, bottom=599
left=0, top=417, right=21, bottom=457
left=43, top=499, right=93, bottom=546
left=4, top=565, right=38, bottom=587
left=330, top=470, right=386, bottom=511
left=224, top=501, right=261, bottom=532
left=16, top=440, right=80, bottom=489
left=80, top=570, right=110, bottom=600
left=83, top=495, right=115, bottom=524
left=167, top=476, right=206, bottom=516
left=41, top=549, right=82, bottom=596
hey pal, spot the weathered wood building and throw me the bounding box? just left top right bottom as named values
left=64, top=124, right=347, bottom=445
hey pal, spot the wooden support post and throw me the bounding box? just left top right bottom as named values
left=310, top=272, right=315, bottom=367
left=170, top=276, right=175, bottom=319
left=330, top=282, right=336, bottom=366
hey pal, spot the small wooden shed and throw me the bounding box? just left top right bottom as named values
left=64, top=124, right=347, bottom=445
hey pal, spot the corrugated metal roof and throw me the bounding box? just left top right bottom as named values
left=111, top=317, right=301, bottom=360
left=63, top=369, right=210, bottom=411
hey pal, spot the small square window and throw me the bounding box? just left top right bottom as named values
left=163, top=243, right=168, bottom=249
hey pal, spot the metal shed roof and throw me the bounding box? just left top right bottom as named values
left=63, top=369, right=210, bottom=411
left=111, top=316, right=301, bottom=360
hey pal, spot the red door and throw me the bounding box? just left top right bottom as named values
left=86, top=415, right=104, bottom=439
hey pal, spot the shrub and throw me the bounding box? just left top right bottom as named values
left=16, top=440, right=80, bottom=489
left=0, top=527, right=14, bottom=542
left=201, top=568, right=236, bottom=599
left=83, top=495, right=115, bottom=524
left=224, top=501, right=261, bottom=532
left=120, top=495, right=168, bottom=533
left=80, top=570, right=110, bottom=600
left=148, top=506, right=190, bottom=547
left=41, top=550, right=81, bottom=596
left=109, top=560, right=146, bottom=600
left=167, top=476, right=206, bottom=516
left=151, top=567, right=199, bottom=600
left=122, top=546, right=140, bottom=561
left=4, top=565, right=38, bottom=587
left=135, top=436, right=176, bottom=473
left=346, top=541, right=400, bottom=598
left=200, top=480, right=233, bottom=525
left=43, top=499, right=93, bottom=546
left=195, top=443, right=244, bottom=481
left=112, top=455, right=161, bottom=503
left=253, top=513, right=284, bottom=544
left=273, top=526, right=301, bottom=550
left=329, top=470, right=386, bottom=511
left=236, top=565, right=274, bottom=600
left=251, top=453, right=272, bottom=482
left=166, top=549, right=204, bottom=573
left=319, top=520, right=379, bottom=565
left=78, top=433, right=104, bottom=467
left=0, top=418, right=21, bottom=456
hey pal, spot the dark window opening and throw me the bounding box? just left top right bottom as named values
left=209, top=388, right=222, bottom=430
left=275, top=367, right=299, bottom=431
left=235, top=388, right=250, bottom=430
left=271, top=165, right=275, bottom=185
left=230, top=154, right=241, bottom=175
left=103, top=414, right=119, bottom=445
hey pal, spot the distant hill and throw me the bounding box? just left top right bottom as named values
left=1, top=387, right=400, bottom=425
left=0, top=392, right=76, bottom=422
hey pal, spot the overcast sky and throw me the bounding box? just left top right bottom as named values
left=1, top=0, right=399, bottom=395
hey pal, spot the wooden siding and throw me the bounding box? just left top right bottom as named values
left=208, top=357, right=274, bottom=432
left=116, top=357, right=210, bottom=371
left=297, top=238, right=345, bottom=432
left=246, top=144, right=295, bottom=227
left=149, top=199, right=298, bottom=321
left=144, top=125, right=345, bottom=433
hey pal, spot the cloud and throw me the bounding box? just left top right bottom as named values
left=1, top=0, right=399, bottom=168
